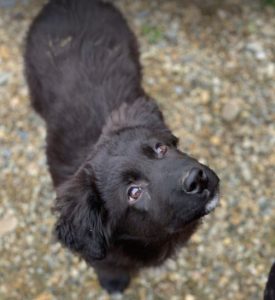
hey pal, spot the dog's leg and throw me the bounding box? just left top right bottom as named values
left=96, top=267, right=131, bottom=294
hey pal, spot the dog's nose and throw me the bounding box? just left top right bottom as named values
left=182, top=167, right=208, bottom=194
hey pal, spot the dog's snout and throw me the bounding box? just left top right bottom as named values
left=182, top=167, right=208, bottom=194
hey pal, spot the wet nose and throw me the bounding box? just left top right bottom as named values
left=183, top=167, right=208, bottom=194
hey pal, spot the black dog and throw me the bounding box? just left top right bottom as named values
left=25, top=0, right=220, bottom=294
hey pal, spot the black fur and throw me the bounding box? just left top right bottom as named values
left=264, top=263, right=275, bottom=300
left=25, top=0, right=219, bottom=293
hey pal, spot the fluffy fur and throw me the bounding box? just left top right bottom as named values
left=25, top=0, right=219, bottom=293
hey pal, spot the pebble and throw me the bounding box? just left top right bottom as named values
left=246, top=42, right=267, bottom=60
left=221, top=100, right=241, bottom=122
left=185, top=295, right=196, bottom=300
left=34, top=292, right=53, bottom=300
left=0, top=214, right=18, bottom=236
left=174, top=85, right=184, bottom=95
left=210, top=135, right=221, bottom=146
left=265, top=63, right=275, bottom=78
left=0, top=72, right=11, bottom=86
left=200, top=90, right=210, bottom=104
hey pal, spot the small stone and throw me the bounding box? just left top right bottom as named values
left=174, top=85, right=184, bottom=95
left=217, top=9, right=227, bottom=19
left=0, top=45, right=10, bottom=59
left=185, top=295, right=196, bottom=300
left=165, top=30, right=178, bottom=44
left=35, top=292, right=53, bottom=300
left=0, top=72, right=11, bottom=86
left=256, top=51, right=267, bottom=60
left=210, top=135, right=221, bottom=146
left=221, top=101, right=241, bottom=122
left=212, top=77, right=221, bottom=87
left=200, top=90, right=210, bottom=104
left=241, top=163, right=252, bottom=182
left=0, top=214, right=18, bottom=236
left=266, top=63, right=275, bottom=78
left=26, top=235, right=34, bottom=245
left=191, top=233, right=203, bottom=243
left=246, top=42, right=267, bottom=60
left=70, top=268, right=79, bottom=278
left=167, top=259, right=177, bottom=271
left=223, top=238, right=231, bottom=246
left=28, top=162, right=39, bottom=176
left=168, top=273, right=181, bottom=281
left=219, top=275, right=229, bottom=286
left=212, top=77, right=221, bottom=95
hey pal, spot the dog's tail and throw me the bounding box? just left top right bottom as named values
left=264, top=262, right=275, bottom=300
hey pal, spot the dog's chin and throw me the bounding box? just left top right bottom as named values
left=169, top=190, right=220, bottom=233
left=188, top=189, right=220, bottom=221
left=196, top=189, right=220, bottom=219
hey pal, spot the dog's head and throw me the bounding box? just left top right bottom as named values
left=54, top=99, right=220, bottom=262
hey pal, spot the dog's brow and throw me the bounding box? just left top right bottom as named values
left=121, top=170, right=142, bottom=183
left=141, top=144, right=155, bottom=159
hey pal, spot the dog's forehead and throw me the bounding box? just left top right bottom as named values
left=111, top=128, right=175, bottom=147
left=107, top=128, right=151, bottom=150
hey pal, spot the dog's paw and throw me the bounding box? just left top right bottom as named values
left=99, top=273, right=130, bottom=294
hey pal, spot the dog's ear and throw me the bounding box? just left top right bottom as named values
left=53, top=165, right=109, bottom=261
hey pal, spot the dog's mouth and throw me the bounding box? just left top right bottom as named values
left=204, top=190, right=220, bottom=214
left=196, top=186, right=220, bottom=218
left=168, top=187, right=220, bottom=233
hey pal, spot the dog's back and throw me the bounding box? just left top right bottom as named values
left=25, top=0, right=144, bottom=185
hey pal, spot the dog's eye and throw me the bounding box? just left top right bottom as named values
left=127, top=186, right=143, bottom=204
left=155, top=143, right=168, bottom=158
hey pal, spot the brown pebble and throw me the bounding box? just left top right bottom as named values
left=0, top=214, right=18, bottom=236
left=221, top=100, right=241, bottom=122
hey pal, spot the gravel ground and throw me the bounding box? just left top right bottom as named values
left=0, top=0, right=274, bottom=299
